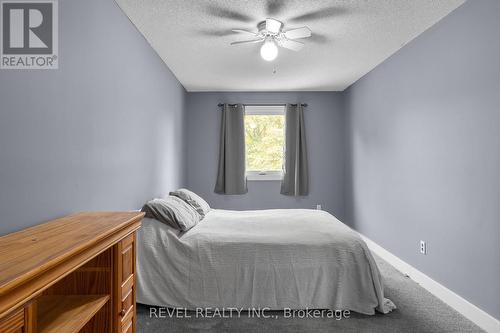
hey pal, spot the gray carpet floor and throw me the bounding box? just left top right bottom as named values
left=137, top=255, right=484, bottom=333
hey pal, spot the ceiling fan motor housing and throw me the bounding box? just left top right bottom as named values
left=258, top=19, right=283, bottom=35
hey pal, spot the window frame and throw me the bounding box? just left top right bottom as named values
left=244, top=105, right=285, bottom=181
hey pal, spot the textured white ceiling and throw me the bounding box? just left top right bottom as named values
left=115, top=0, right=465, bottom=91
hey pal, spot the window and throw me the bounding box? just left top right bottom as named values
left=244, top=105, right=285, bottom=181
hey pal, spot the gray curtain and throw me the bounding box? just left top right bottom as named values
left=214, top=104, right=248, bottom=194
left=281, top=104, right=309, bottom=196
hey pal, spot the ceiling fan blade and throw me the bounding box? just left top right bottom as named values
left=284, top=27, right=312, bottom=40
left=265, top=18, right=282, bottom=34
left=230, top=38, right=264, bottom=45
left=280, top=39, right=304, bottom=51
left=231, top=29, right=259, bottom=36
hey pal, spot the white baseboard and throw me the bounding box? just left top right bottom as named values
left=359, top=234, right=500, bottom=333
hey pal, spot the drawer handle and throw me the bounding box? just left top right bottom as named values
left=120, top=309, right=126, bottom=317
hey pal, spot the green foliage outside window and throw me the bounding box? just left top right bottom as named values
left=244, top=114, right=284, bottom=171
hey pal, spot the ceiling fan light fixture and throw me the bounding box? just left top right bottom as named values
left=260, top=39, right=278, bottom=61
left=230, top=18, right=311, bottom=61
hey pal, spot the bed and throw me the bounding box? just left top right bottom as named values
left=136, top=208, right=395, bottom=315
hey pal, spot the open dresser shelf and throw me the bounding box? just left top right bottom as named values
left=0, top=212, right=144, bottom=333
left=37, top=295, right=110, bottom=333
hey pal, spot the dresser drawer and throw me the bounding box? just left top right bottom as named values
left=115, top=233, right=137, bottom=333
left=120, top=234, right=134, bottom=283
left=120, top=287, right=134, bottom=319
left=121, top=315, right=133, bottom=333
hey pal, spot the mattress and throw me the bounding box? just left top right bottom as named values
left=136, top=209, right=395, bottom=315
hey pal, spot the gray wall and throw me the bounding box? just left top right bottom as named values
left=0, top=0, right=186, bottom=235
left=186, top=92, right=346, bottom=220
left=345, top=0, right=500, bottom=319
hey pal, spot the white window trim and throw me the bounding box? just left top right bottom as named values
left=244, top=105, right=285, bottom=181
left=244, top=105, right=285, bottom=116
left=246, top=170, right=283, bottom=181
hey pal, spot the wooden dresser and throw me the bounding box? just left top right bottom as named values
left=0, top=212, right=144, bottom=333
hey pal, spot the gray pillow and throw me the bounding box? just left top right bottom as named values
left=170, top=188, right=211, bottom=217
left=141, top=196, right=200, bottom=231
left=169, top=190, right=205, bottom=217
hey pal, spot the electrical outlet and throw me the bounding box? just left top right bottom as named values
left=420, top=240, right=427, bottom=255
left=316, top=204, right=322, bottom=210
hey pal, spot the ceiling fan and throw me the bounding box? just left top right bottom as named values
left=230, top=18, right=312, bottom=61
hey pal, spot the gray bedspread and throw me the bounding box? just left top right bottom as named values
left=136, top=209, right=396, bottom=315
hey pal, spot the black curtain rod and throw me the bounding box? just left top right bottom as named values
left=218, top=103, right=307, bottom=107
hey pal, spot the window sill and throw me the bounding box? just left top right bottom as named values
left=246, top=174, right=282, bottom=181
